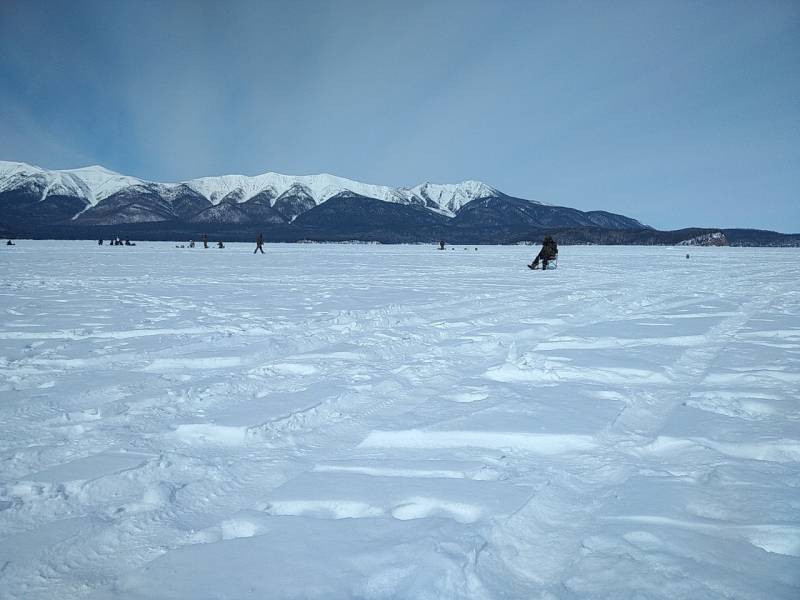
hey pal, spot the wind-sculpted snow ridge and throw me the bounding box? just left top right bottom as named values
left=1, top=243, right=799, bottom=599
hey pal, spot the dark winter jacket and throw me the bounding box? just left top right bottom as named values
left=537, top=237, right=558, bottom=260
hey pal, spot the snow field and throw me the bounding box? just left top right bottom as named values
left=0, top=242, right=799, bottom=599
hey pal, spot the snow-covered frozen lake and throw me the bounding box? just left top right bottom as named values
left=1, top=241, right=799, bottom=599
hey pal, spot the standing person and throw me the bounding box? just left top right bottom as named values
left=439, top=240, right=445, bottom=250
left=254, top=232, right=264, bottom=254
left=529, top=235, right=558, bottom=270
left=203, top=234, right=209, bottom=249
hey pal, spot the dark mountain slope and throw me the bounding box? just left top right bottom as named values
left=293, top=193, right=449, bottom=242
left=167, top=184, right=213, bottom=219
left=272, top=184, right=316, bottom=222
left=454, top=195, right=644, bottom=230
left=241, top=191, right=287, bottom=224
left=77, top=185, right=175, bottom=225
left=0, top=188, right=88, bottom=229
left=189, top=201, right=252, bottom=224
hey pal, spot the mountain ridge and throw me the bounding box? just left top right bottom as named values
left=0, top=159, right=650, bottom=237
left=0, top=160, right=511, bottom=217
left=12, top=160, right=796, bottom=245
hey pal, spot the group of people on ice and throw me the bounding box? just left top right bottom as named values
left=187, top=235, right=225, bottom=249
left=99, top=237, right=135, bottom=246
left=90, top=231, right=558, bottom=268
left=180, top=232, right=261, bottom=252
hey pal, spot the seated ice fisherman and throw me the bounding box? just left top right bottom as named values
left=529, top=236, right=558, bottom=270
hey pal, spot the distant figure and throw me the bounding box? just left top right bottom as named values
left=254, top=232, right=264, bottom=254
left=439, top=240, right=445, bottom=250
left=98, top=239, right=103, bottom=245
left=217, top=241, right=225, bottom=249
left=6, top=240, right=14, bottom=246
left=686, top=253, right=690, bottom=259
left=203, top=234, right=209, bottom=249
left=189, top=240, right=195, bottom=248
left=529, top=236, right=558, bottom=270
left=124, top=238, right=131, bottom=246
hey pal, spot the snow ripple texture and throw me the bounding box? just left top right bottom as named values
left=1, top=242, right=799, bottom=599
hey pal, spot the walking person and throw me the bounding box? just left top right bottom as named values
left=203, top=233, right=209, bottom=249
left=254, top=232, right=265, bottom=254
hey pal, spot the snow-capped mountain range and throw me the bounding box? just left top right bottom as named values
left=0, top=159, right=648, bottom=239
left=0, top=160, right=503, bottom=217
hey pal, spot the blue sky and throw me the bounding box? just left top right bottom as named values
left=1, top=0, right=798, bottom=231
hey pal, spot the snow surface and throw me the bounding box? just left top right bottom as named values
left=1, top=242, right=799, bottom=599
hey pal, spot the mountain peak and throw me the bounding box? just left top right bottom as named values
left=408, top=180, right=499, bottom=213
left=66, top=164, right=122, bottom=175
